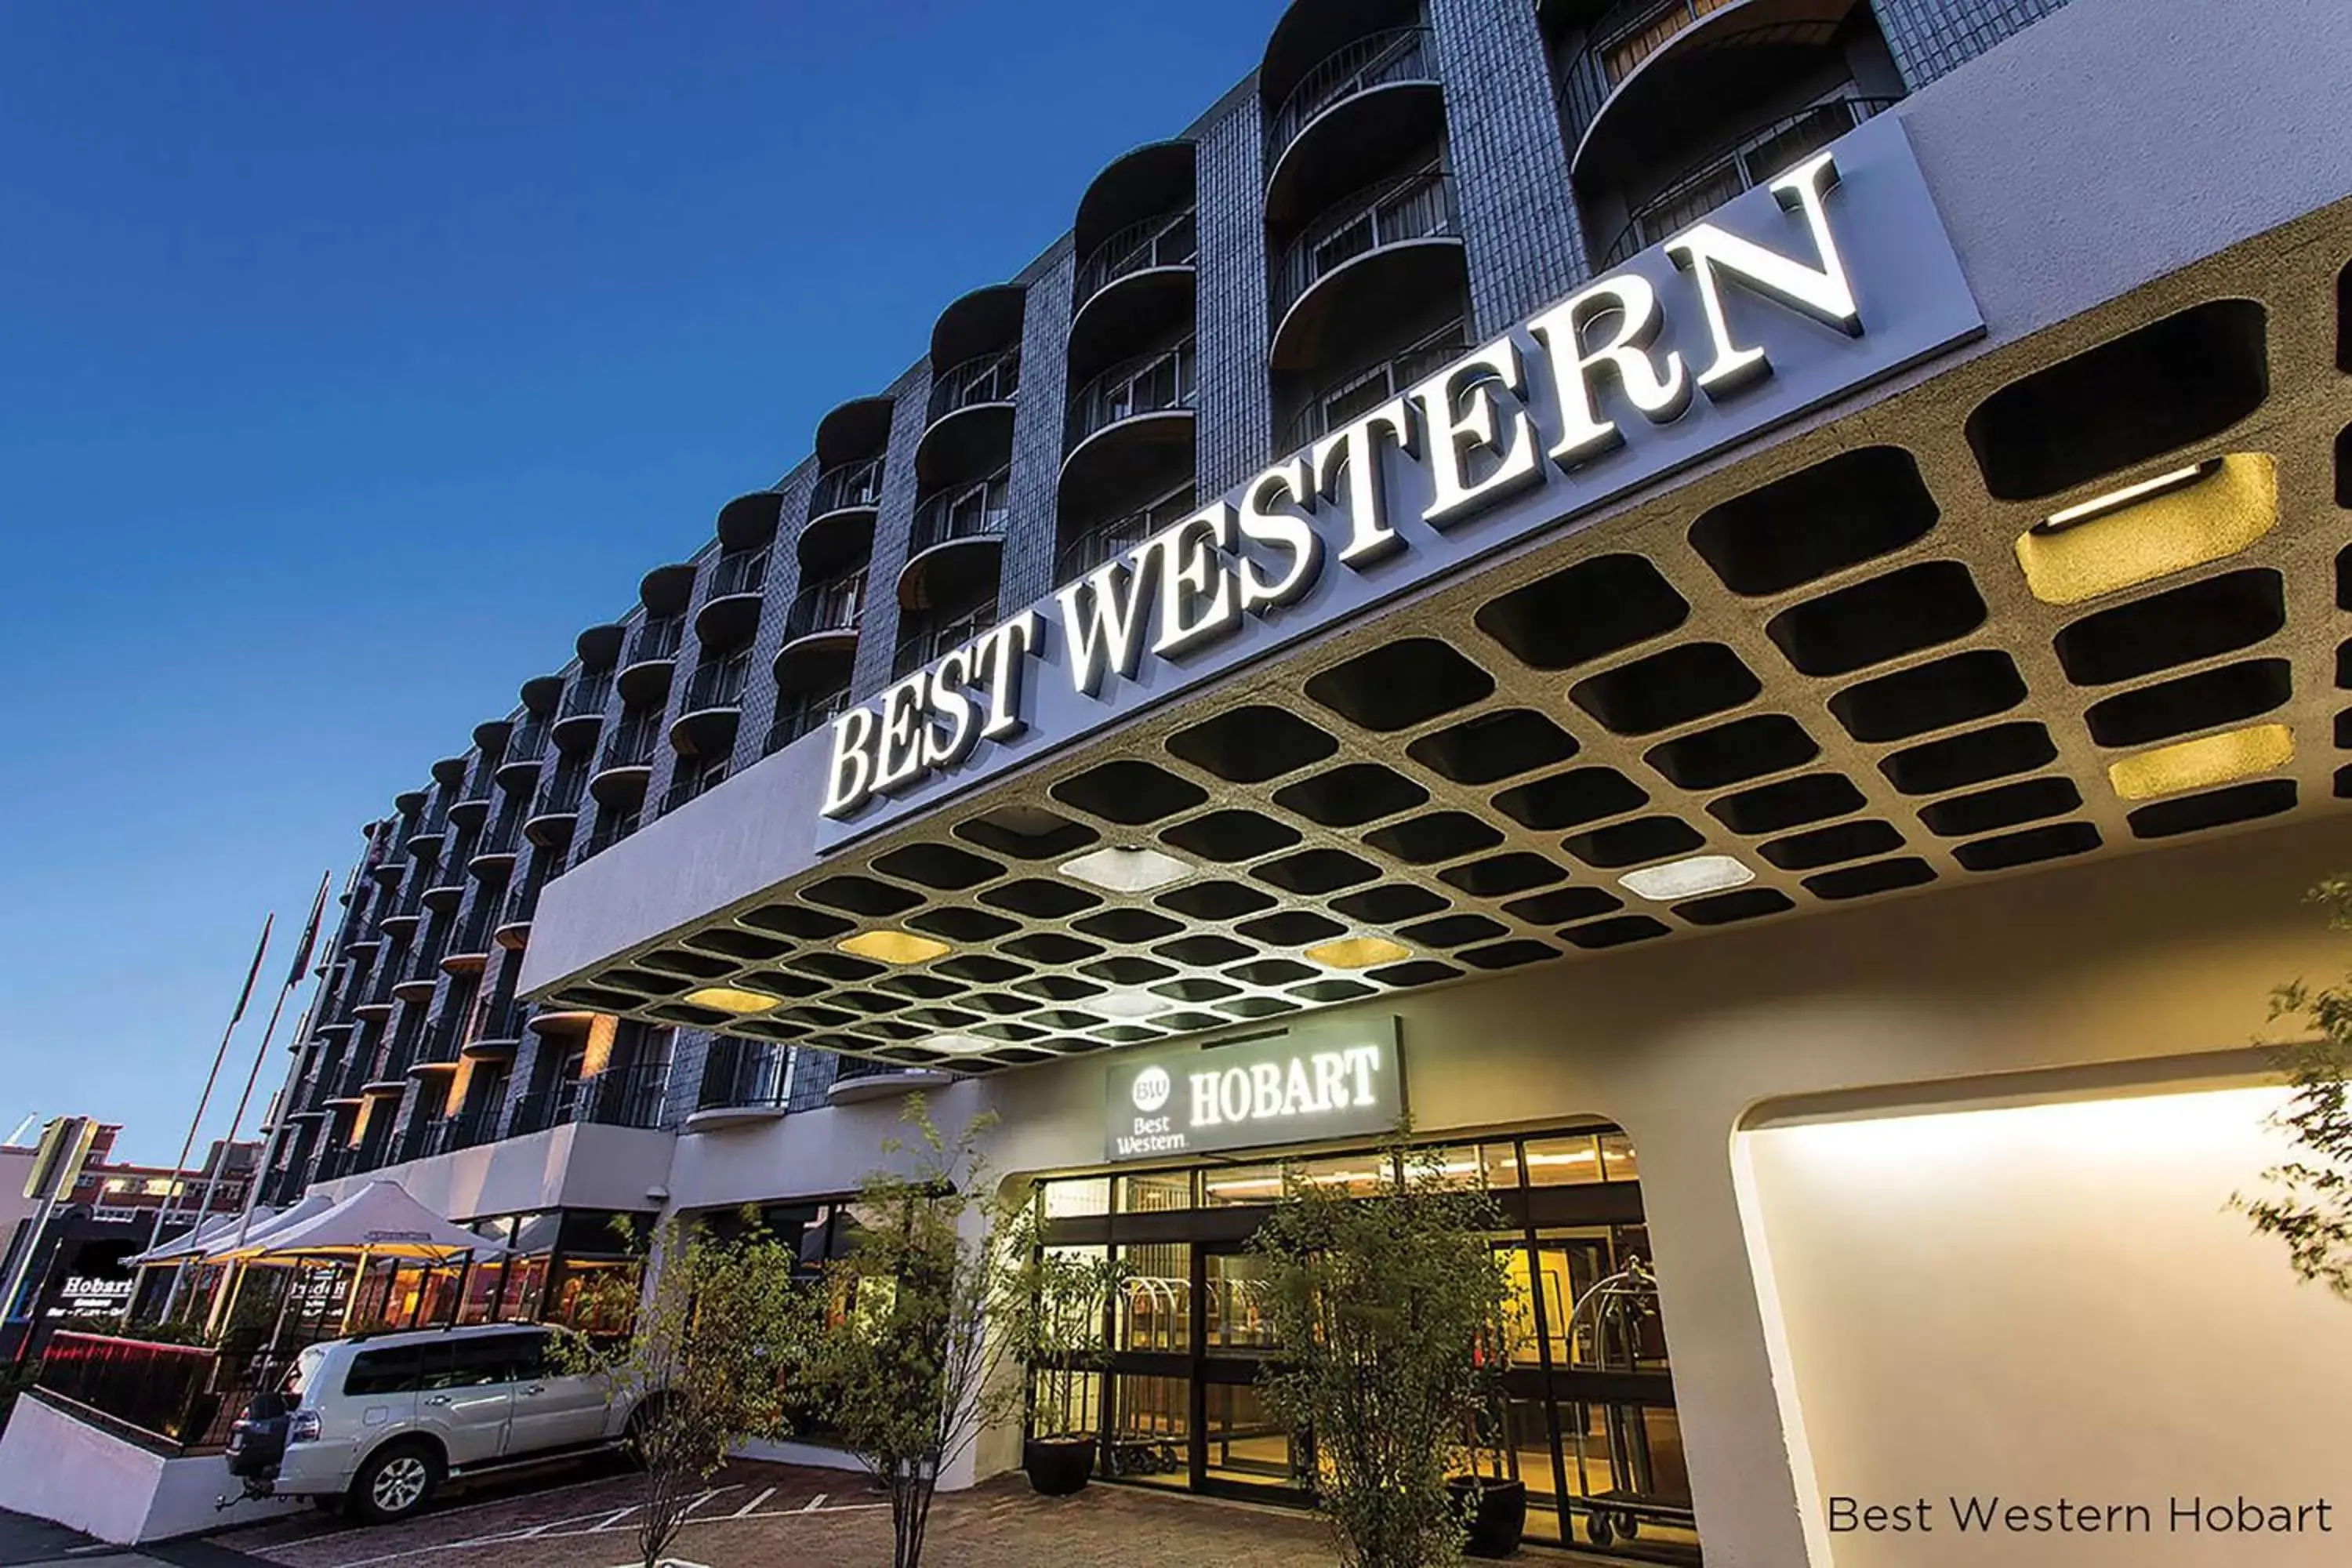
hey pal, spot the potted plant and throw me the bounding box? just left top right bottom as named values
left=1253, top=1129, right=1520, bottom=1568
left=1000, top=1205, right=1122, bottom=1496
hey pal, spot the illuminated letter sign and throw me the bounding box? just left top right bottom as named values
left=817, top=119, right=1980, bottom=838
left=1104, top=1020, right=1405, bottom=1162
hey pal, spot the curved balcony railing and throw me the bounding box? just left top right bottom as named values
left=1559, top=5, right=1849, bottom=158
left=764, top=686, right=853, bottom=757
left=909, top=471, right=1011, bottom=557
left=572, top=810, right=641, bottom=868
left=895, top=605, right=999, bottom=680
left=518, top=1060, right=670, bottom=1134
left=1265, top=25, right=1435, bottom=167
left=532, top=768, right=586, bottom=818
left=472, top=802, right=522, bottom=861
left=708, top=546, right=770, bottom=601
left=1066, top=339, right=1196, bottom=448
left=625, top=615, right=683, bottom=667
left=561, top=673, right=614, bottom=720
left=1596, top=94, right=1900, bottom=267
left=1074, top=208, right=1200, bottom=310
left=1270, top=165, right=1457, bottom=325
left=1286, top=320, right=1468, bottom=451
left=661, top=760, right=730, bottom=816
left=499, top=880, right=539, bottom=932
left=808, top=457, right=885, bottom=521
left=1054, top=488, right=1196, bottom=586
left=697, top=1037, right=796, bottom=1112
left=404, top=807, right=451, bottom=852
left=682, top=653, right=750, bottom=715
left=468, top=993, right=530, bottom=1048
left=926, top=347, right=1022, bottom=426
left=784, top=571, right=867, bottom=644
left=499, top=719, right=550, bottom=779
left=597, top=715, right=661, bottom=774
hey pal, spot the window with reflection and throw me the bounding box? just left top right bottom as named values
left=1116, top=1242, right=1192, bottom=1352
left=1205, top=1251, right=1279, bottom=1354
left=1523, top=1133, right=1605, bottom=1185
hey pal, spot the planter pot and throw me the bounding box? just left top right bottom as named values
left=1449, top=1475, right=1528, bottom=1559
left=1023, top=1435, right=1098, bottom=1497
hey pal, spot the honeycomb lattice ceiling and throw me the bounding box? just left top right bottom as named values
left=539, top=220, right=2352, bottom=1076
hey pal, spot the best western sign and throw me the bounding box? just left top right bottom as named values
left=816, top=118, right=1981, bottom=844
left=1105, top=1020, right=1404, bottom=1162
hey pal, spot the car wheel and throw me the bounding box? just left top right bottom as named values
left=350, top=1440, right=441, bottom=1525
left=622, top=1395, right=668, bottom=1470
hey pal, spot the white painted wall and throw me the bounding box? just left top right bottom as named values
left=1739, top=1084, right=2352, bottom=1566
left=0, top=1394, right=303, bottom=1543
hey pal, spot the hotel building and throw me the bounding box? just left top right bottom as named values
left=258, top=1, right=2352, bottom=1561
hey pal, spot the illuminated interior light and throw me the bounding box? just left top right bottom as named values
left=837, top=930, right=953, bottom=965
left=1523, top=1149, right=1598, bottom=1167
left=2014, top=452, right=2274, bottom=605
left=683, top=985, right=784, bottom=1015
left=1619, top=854, right=1754, bottom=902
left=1094, top=990, right=1167, bottom=1019
left=1058, top=845, right=1196, bottom=893
left=2034, top=461, right=2218, bottom=533
left=1304, top=935, right=1413, bottom=969
left=2107, top=723, right=2293, bottom=800
left=920, top=1034, right=997, bottom=1056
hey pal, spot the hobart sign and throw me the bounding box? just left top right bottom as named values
left=1105, top=1021, right=1404, bottom=1162
left=816, top=118, right=1981, bottom=844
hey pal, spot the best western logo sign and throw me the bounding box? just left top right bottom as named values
left=1105, top=1021, right=1403, bottom=1162
left=816, top=123, right=1981, bottom=839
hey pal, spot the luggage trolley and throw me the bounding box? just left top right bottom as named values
left=1561, top=1258, right=1697, bottom=1550
left=1109, top=1274, right=1188, bottom=1475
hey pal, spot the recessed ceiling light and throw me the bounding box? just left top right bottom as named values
left=1305, top=935, right=1412, bottom=969
left=683, top=985, right=783, bottom=1014
left=2108, top=723, right=2293, bottom=800
left=1619, top=855, right=1754, bottom=902
left=921, top=1033, right=998, bottom=1055
left=1093, top=990, right=1167, bottom=1019
left=1058, top=845, right=1194, bottom=893
left=838, top=930, right=953, bottom=965
left=2035, top=460, right=2218, bottom=533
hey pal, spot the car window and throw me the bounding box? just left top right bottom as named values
left=505, top=1329, right=552, bottom=1381
left=420, top=1336, right=522, bottom=1389
left=343, top=1345, right=426, bottom=1397
left=285, top=1345, right=328, bottom=1405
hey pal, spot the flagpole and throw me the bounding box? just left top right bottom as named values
left=174, top=871, right=333, bottom=1321
left=143, top=913, right=274, bottom=1266
left=229, top=867, right=343, bottom=1258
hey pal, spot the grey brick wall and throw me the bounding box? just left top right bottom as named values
left=1871, top=0, right=2074, bottom=89
left=1000, top=256, right=1074, bottom=615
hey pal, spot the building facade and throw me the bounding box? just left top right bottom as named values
left=263, top=1, right=2352, bottom=1562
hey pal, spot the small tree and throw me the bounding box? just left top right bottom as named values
left=564, top=1212, right=808, bottom=1568
left=2239, top=875, right=2352, bottom=1297
left=1252, top=1134, right=1515, bottom=1568
left=998, top=1203, right=1123, bottom=1447
left=800, top=1096, right=1026, bottom=1568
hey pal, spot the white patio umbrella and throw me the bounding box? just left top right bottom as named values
left=125, top=1207, right=271, bottom=1267
left=201, top=1190, right=339, bottom=1263
left=245, top=1181, right=503, bottom=1262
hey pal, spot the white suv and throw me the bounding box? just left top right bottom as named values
left=228, top=1323, right=643, bottom=1523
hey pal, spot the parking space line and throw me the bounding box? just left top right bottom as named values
left=731, top=1487, right=776, bottom=1518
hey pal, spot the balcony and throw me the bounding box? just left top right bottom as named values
left=925, top=346, right=1021, bottom=427
left=903, top=473, right=1010, bottom=613
left=1264, top=24, right=1442, bottom=227
left=572, top=809, right=641, bottom=869
left=687, top=1038, right=797, bottom=1131
left=438, top=905, right=495, bottom=975
left=1270, top=164, right=1462, bottom=371
left=764, top=685, right=852, bottom=757
left=524, top=768, right=586, bottom=846
left=494, top=880, right=538, bottom=949
left=808, top=456, right=884, bottom=526
left=402, top=806, right=451, bottom=858
left=618, top=615, right=684, bottom=704
left=1062, top=339, right=1196, bottom=521
left=447, top=777, right=495, bottom=831
left=779, top=570, right=867, bottom=663
left=827, top=1054, right=953, bottom=1105
left=1075, top=206, right=1199, bottom=321
left=516, top=1060, right=670, bottom=1134
left=465, top=994, right=530, bottom=1058
left=697, top=546, right=770, bottom=646
left=916, top=347, right=1022, bottom=492
left=895, top=604, right=999, bottom=681
left=553, top=672, right=615, bottom=749
left=1555, top=0, right=1860, bottom=185
left=1287, top=318, right=1468, bottom=451
left=393, top=940, right=445, bottom=1004
left=671, top=652, right=750, bottom=756
left=660, top=758, right=731, bottom=817
left=590, top=713, right=661, bottom=804
left=496, top=718, right=550, bottom=790
left=419, top=857, right=470, bottom=913
left=1596, top=93, right=1900, bottom=267
left=1055, top=487, right=1196, bottom=587
left=468, top=803, right=522, bottom=874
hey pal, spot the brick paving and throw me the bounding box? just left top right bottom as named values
left=214, top=1461, right=1346, bottom=1568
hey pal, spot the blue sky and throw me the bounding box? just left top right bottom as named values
left=0, top=1, right=1285, bottom=1162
